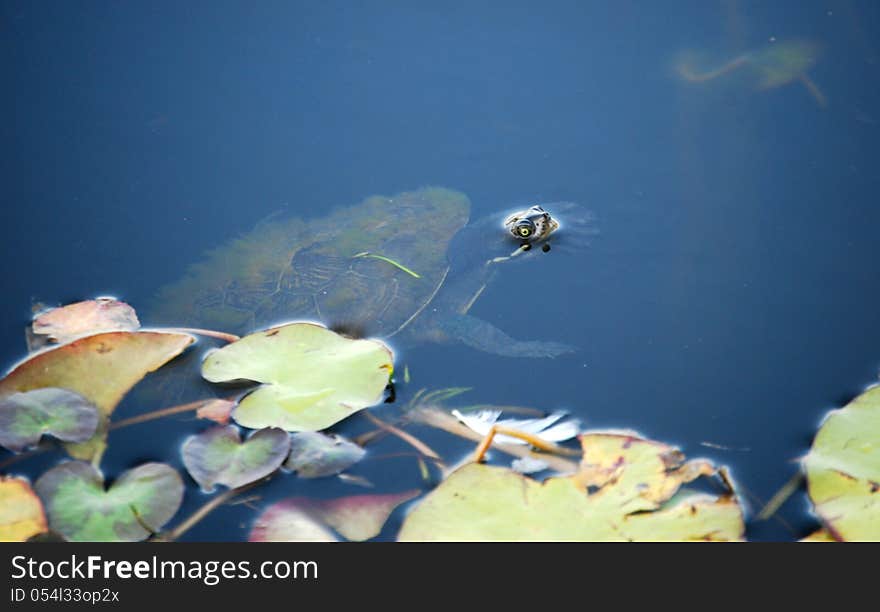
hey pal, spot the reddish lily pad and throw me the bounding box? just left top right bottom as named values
left=0, top=331, right=194, bottom=461
left=196, top=399, right=236, bottom=425
left=34, top=461, right=184, bottom=542
left=0, top=476, right=47, bottom=542
left=182, top=426, right=290, bottom=492
left=285, top=431, right=367, bottom=478
left=249, top=490, right=420, bottom=542
left=0, top=388, right=99, bottom=452
left=28, top=298, right=140, bottom=351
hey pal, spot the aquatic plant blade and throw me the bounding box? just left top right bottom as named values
left=399, top=434, right=743, bottom=541
left=803, top=385, right=880, bottom=541
left=202, top=323, right=393, bottom=431
left=249, top=491, right=419, bottom=542
left=0, top=388, right=99, bottom=452
left=182, top=425, right=290, bottom=491
left=34, top=461, right=184, bottom=542
left=0, top=476, right=47, bottom=542
left=28, top=298, right=140, bottom=351
left=285, top=431, right=367, bottom=478
left=0, top=331, right=195, bottom=461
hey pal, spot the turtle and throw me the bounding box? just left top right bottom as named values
left=150, top=187, right=593, bottom=358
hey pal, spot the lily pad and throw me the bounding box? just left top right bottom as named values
left=201, top=323, right=393, bottom=431
left=0, top=388, right=99, bottom=452
left=398, top=434, right=744, bottom=541
left=0, top=331, right=194, bottom=461
left=803, top=385, right=880, bottom=541
left=0, top=476, right=47, bottom=542
left=28, top=298, right=140, bottom=351
left=249, top=490, right=420, bottom=542
left=182, top=425, right=290, bottom=492
left=285, top=431, right=367, bottom=478
left=34, top=461, right=184, bottom=542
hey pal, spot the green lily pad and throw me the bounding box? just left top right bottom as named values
left=398, top=433, right=744, bottom=541
left=0, top=388, right=99, bottom=452
left=0, top=331, right=195, bottom=461
left=285, top=431, right=367, bottom=478
left=34, top=461, right=184, bottom=542
left=803, top=385, right=880, bottom=541
left=182, top=426, right=290, bottom=492
left=201, top=323, right=393, bottom=432
left=0, top=476, right=47, bottom=542
left=249, top=490, right=420, bottom=542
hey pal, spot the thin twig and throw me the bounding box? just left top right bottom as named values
left=410, top=407, right=579, bottom=474
left=160, top=327, right=240, bottom=343
left=109, top=395, right=239, bottom=430
left=757, top=471, right=805, bottom=521
left=361, top=411, right=444, bottom=463
left=154, top=480, right=262, bottom=542
left=0, top=442, right=54, bottom=471
left=109, top=399, right=213, bottom=430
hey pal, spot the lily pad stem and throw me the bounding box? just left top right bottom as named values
left=154, top=479, right=263, bottom=542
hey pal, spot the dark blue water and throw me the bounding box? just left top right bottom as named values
left=3, top=1, right=880, bottom=541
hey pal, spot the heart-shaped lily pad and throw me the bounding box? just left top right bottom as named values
left=0, top=388, right=99, bottom=452
left=285, top=431, right=367, bottom=478
left=182, top=426, right=290, bottom=492
left=201, top=323, right=393, bottom=431
left=249, top=490, right=420, bottom=542
left=0, top=476, right=47, bottom=542
left=0, top=331, right=194, bottom=461
left=803, top=384, right=880, bottom=541
left=34, top=461, right=184, bottom=542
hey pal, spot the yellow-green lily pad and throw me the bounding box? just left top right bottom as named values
left=398, top=433, right=744, bottom=541
left=34, top=461, right=184, bottom=542
left=803, top=385, right=880, bottom=541
left=0, top=331, right=194, bottom=461
left=202, top=323, right=393, bottom=431
left=0, top=476, right=47, bottom=542
left=0, top=388, right=99, bottom=452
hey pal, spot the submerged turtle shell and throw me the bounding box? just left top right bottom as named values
left=151, top=187, right=470, bottom=337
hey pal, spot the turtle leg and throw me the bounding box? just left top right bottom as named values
left=441, top=313, right=577, bottom=358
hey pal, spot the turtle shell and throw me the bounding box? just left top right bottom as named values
left=151, top=187, right=471, bottom=337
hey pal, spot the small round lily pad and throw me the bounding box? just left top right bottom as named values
left=34, top=461, right=184, bottom=542
left=182, top=425, right=290, bottom=492
left=0, top=388, right=99, bottom=452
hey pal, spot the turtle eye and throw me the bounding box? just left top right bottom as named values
left=514, top=219, right=535, bottom=239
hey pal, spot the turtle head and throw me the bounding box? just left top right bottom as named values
left=503, top=205, right=559, bottom=243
